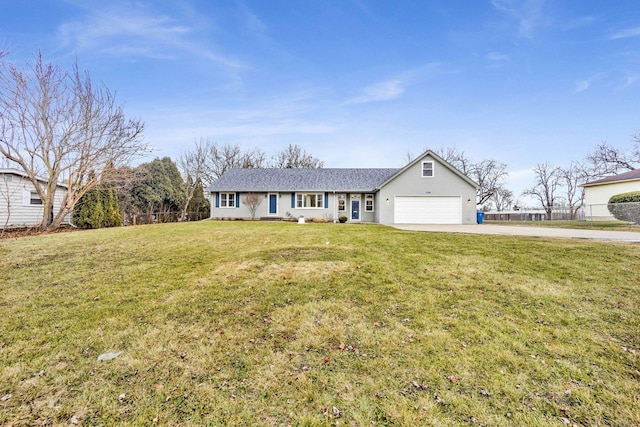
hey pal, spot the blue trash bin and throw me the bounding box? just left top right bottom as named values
left=476, top=211, right=485, bottom=224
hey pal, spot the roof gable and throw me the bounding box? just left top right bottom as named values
left=582, top=169, right=640, bottom=187
left=376, top=149, right=479, bottom=190
left=208, top=168, right=399, bottom=192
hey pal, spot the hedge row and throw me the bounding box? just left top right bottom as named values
left=608, top=191, right=640, bottom=224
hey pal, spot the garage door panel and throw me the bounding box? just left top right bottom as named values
left=394, top=196, right=461, bottom=224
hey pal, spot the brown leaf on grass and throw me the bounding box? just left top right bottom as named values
left=448, top=375, right=458, bottom=383
left=338, top=342, right=345, bottom=350
left=323, top=357, right=330, bottom=364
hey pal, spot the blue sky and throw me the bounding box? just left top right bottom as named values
left=1, top=0, right=640, bottom=200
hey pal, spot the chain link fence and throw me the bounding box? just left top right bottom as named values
left=587, top=202, right=640, bottom=224
left=484, top=207, right=585, bottom=222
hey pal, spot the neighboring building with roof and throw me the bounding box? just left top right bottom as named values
left=582, top=169, right=640, bottom=221
left=207, top=150, right=479, bottom=225
left=0, top=168, right=70, bottom=228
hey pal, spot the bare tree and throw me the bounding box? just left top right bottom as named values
left=209, top=142, right=266, bottom=178
left=436, top=147, right=474, bottom=175
left=490, top=188, right=514, bottom=212
left=435, top=147, right=508, bottom=206
left=586, top=140, right=640, bottom=177
left=558, top=161, right=588, bottom=219
left=242, top=193, right=263, bottom=219
left=523, top=162, right=561, bottom=220
left=470, top=159, right=509, bottom=206
left=0, top=52, right=146, bottom=230
left=177, top=138, right=213, bottom=220
left=270, top=143, right=324, bottom=168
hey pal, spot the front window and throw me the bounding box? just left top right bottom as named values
left=422, top=161, right=434, bottom=178
left=337, top=194, right=346, bottom=211
left=365, top=194, right=374, bottom=212
left=220, top=192, right=236, bottom=208
left=296, top=193, right=324, bottom=208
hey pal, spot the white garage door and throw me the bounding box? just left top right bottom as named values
left=394, top=196, right=462, bottom=224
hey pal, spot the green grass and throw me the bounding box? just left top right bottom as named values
left=1, top=221, right=639, bottom=426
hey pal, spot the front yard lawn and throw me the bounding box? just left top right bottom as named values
left=1, top=221, right=638, bottom=426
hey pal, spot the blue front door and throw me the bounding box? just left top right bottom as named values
left=269, top=194, right=278, bottom=215
left=351, top=200, right=360, bottom=221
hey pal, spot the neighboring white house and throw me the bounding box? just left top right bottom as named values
left=582, top=169, right=640, bottom=221
left=207, top=150, right=479, bottom=225
left=0, top=168, right=70, bottom=228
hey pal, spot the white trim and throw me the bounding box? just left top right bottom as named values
left=295, top=192, right=324, bottom=209
left=220, top=192, right=236, bottom=208
left=365, top=193, right=374, bottom=212
left=337, top=193, right=346, bottom=212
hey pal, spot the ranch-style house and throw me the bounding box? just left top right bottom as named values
left=208, top=150, right=479, bottom=225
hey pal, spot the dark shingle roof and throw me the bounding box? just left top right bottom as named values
left=582, top=169, right=640, bottom=186
left=208, top=168, right=400, bottom=192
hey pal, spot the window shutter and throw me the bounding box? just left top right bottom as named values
left=215, top=192, right=219, bottom=208
left=291, top=193, right=295, bottom=208
left=324, top=192, right=328, bottom=208
left=236, top=192, right=240, bottom=208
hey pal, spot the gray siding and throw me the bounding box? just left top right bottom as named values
left=376, top=154, right=478, bottom=225
left=209, top=191, right=377, bottom=222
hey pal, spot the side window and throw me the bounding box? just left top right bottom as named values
left=30, top=191, right=43, bottom=205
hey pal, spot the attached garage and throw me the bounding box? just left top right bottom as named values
left=394, top=196, right=462, bottom=224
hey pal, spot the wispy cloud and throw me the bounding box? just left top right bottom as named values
left=573, top=80, right=590, bottom=94
left=345, top=63, right=445, bottom=105
left=236, top=1, right=269, bottom=40
left=491, top=0, right=547, bottom=38
left=57, top=3, right=244, bottom=69
left=345, top=79, right=407, bottom=105
left=486, top=52, right=510, bottom=62
left=609, top=26, right=640, bottom=40
left=572, top=73, right=605, bottom=94
left=485, top=52, right=510, bottom=68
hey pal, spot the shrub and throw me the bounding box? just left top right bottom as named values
left=339, top=216, right=348, bottom=223
left=608, top=191, right=640, bottom=224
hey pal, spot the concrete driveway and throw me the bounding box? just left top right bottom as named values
left=392, top=224, right=640, bottom=242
